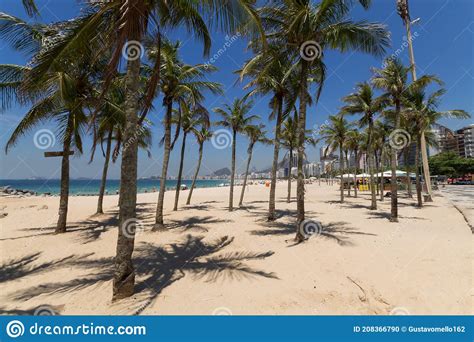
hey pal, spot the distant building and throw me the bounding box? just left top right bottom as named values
left=462, top=124, right=474, bottom=158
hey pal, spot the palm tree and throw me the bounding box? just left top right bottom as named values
left=148, top=40, right=221, bottom=228
left=341, top=82, right=386, bottom=209
left=90, top=81, right=153, bottom=215
left=402, top=86, right=470, bottom=207
left=320, top=115, right=351, bottom=203
left=0, top=15, right=96, bottom=234
left=239, top=45, right=298, bottom=220
left=239, top=123, right=269, bottom=206
left=260, top=0, right=390, bottom=241
left=345, top=130, right=364, bottom=199
left=280, top=115, right=298, bottom=203
left=173, top=101, right=210, bottom=211
left=372, top=58, right=440, bottom=222
left=186, top=127, right=213, bottom=205
left=214, top=98, right=258, bottom=211
left=17, top=0, right=263, bottom=301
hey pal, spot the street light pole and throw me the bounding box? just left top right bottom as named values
left=397, top=0, right=433, bottom=201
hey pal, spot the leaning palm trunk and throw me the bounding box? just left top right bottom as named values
left=239, top=142, right=254, bottom=206
left=415, top=136, right=423, bottom=207
left=113, top=54, right=141, bottom=301
left=404, top=147, right=413, bottom=198
left=155, top=100, right=172, bottom=228
left=339, top=144, right=345, bottom=203
left=268, top=96, right=283, bottom=221
left=186, top=143, right=203, bottom=205
left=390, top=102, right=401, bottom=222
left=173, top=132, right=187, bottom=211
left=295, top=61, right=308, bottom=242
left=97, top=130, right=113, bottom=214
left=287, top=148, right=293, bottom=203
left=229, top=129, right=237, bottom=211
left=56, top=133, right=71, bottom=234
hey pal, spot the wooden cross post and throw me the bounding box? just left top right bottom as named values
left=44, top=151, right=74, bottom=158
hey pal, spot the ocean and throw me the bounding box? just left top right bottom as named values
left=0, top=179, right=227, bottom=196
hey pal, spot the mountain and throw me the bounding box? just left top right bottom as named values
left=212, top=167, right=231, bottom=177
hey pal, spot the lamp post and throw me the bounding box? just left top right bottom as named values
left=397, top=0, right=433, bottom=201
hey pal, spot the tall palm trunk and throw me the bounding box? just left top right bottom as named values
left=379, top=153, right=384, bottom=201
left=339, top=144, right=345, bottom=203
left=295, top=61, right=308, bottom=242
left=113, top=53, right=141, bottom=301
left=390, top=101, right=401, bottom=222
left=173, top=132, right=187, bottom=211
left=368, top=123, right=376, bottom=210
left=97, top=130, right=113, bottom=214
left=186, top=143, right=203, bottom=205
left=404, top=147, right=413, bottom=198
left=229, top=129, right=237, bottom=211
left=155, top=99, right=172, bottom=228
left=56, top=131, right=71, bottom=234
left=345, top=151, right=351, bottom=197
left=415, top=136, right=423, bottom=207
left=353, top=149, right=358, bottom=198
left=287, top=148, right=293, bottom=203
left=268, top=95, right=283, bottom=221
left=239, top=142, right=254, bottom=206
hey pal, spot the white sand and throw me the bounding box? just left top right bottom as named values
left=0, top=182, right=472, bottom=315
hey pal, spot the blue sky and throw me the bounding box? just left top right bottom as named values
left=0, top=0, right=472, bottom=180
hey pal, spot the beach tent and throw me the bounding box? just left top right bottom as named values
left=355, top=173, right=371, bottom=179
left=375, top=170, right=416, bottom=178
left=335, top=174, right=355, bottom=179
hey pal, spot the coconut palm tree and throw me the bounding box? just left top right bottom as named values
left=372, top=58, right=441, bottom=222
left=341, top=82, right=386, bottom=209
left=186, top=127, right=213, bottom=206
left=90, top=81, right=153, bottom=215
left=402, top=86, right=470, bottom=207
left=320, top=114, right=350, bottom=203
left=0, top=15, right=98, bottom=234
left=16, top=0, right=263, bottom=301
left=173, top=101, right=210, bottom=211
left=239, top=44, right=299, bottom=220
left=239, top=123, right=269, bottom=206
left=214, top=98, right=258, bottom=211
left=260, top=0, right=390, bottom=241
left=345, top=130, right=364, bottom=199
left=280, top=115, right=298, bottom=203
left=320, top=115, right=351, bottom=203
left=148, top=40, right=221, bottom=228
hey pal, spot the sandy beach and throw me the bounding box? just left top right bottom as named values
left=0, top=182, right=472, bottom=315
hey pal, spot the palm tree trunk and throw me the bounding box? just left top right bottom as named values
left=339, top=144, right=345, bottom=203
left=186, top=143, right=203, bottom=205
left=390, top=101, right=401, bottom=222
left=415, top=136, right=423, bottom=207
left=239, top=142, right=254, bottom=206
left=404, top=147, right=413, bottom=198
left=229, top=129, right=237, bottom=211
left=268, top=95, right=283, bottom=221
left=287, top=148, right=293, bottom=203
left=368, top=123, right=376, bottom=210
left=97, top=130, right=113, bottom=214
left=154, top=99, right=172, bottom=228
left=295, top=61, right=308, bottom=242
left=353, top=150, right=358, bottom=199
left=56, top=133, right=71, bottom=234
left=345, top=151, right=351, bottom=197
left=113, top=53, right=141, bottom=301
left=173, top=132, right=187, bottom=211
left=379, top=153, right=384, bottom=201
